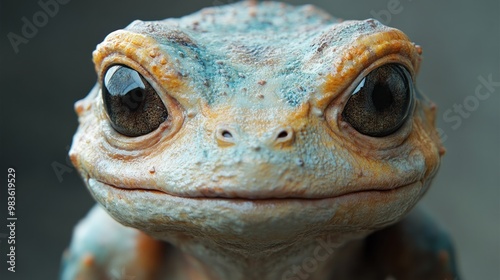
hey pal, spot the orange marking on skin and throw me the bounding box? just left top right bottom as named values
left=203, top=102, right=309, bottom=136
left=415, top=44, right=423, bottom=55
left=74, top=99, right=90, bottom=116
left=82, top=253, right=95, bottom=267
left=93, top=31, right=186, bottom=94
left=286, top=102, right=311, bottom=131
left=135, top=232, right=166, bottom=276
left=322, top=73, right=343, bottom=100
left=320, top=30, right=419, bottom=109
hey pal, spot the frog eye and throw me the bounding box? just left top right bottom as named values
left=341, top=64, right=413, bottom=137
left=102, top=65, right=168, bottom=137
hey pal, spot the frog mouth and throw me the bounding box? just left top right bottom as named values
left=87, top=178, right=423, bottom=242
left=89, top=178, right=421, bottom=202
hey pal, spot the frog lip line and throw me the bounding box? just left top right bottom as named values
left=89, top=178, right=419, bottom=201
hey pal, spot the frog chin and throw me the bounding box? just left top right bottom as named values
left=86, top=178, right=424, bottom=245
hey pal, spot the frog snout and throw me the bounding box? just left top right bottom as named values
left=214, top=124, right=295, bottom=149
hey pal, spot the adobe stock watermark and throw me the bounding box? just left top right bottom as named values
left=7, top=0, right=71, bottom=54
left=370, top=0, right=414, bottom=25
left=281, top=235, right=337, bottom=280
left=437, top=74, right=499, bottom=143
left=52, top=145, right=74, bottom=183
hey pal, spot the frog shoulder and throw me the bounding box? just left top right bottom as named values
left=61, top=205, right=167, bottom=280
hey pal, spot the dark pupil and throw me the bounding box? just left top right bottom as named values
left=122, top=89, right=145, bottom=111
left=372, top=83, right=394, bottom=112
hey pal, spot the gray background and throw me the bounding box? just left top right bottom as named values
left=0, top=0, right=498, bottom=279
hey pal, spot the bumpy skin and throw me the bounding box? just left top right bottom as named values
left=63, top=1, right=459, bottom=279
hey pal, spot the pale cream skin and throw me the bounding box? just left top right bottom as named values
left=62, top=2, right=454, bottom=280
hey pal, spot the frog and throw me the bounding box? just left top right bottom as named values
left=61, top=1, right=460, bottom=279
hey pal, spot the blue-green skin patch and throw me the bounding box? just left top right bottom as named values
left=124, top=2, right=390, bottom=106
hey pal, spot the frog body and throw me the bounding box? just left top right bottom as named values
left=62, top=1, right=459, bottom=279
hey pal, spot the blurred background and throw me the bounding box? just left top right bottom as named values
left=0, top=0, right=498, bottom=279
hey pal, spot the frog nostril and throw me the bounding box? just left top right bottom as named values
left=277, top=130, right=288, bottom=139
left=222, top=130, right=233, bottom=139
left=273, top=126, right=294, bottom=145
left=215, top=125, right=237, bottom=147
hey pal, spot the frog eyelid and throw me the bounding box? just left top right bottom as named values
left=94, top=30, right=188, bottom=101
left=313, top=32, right=420, bottom=110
